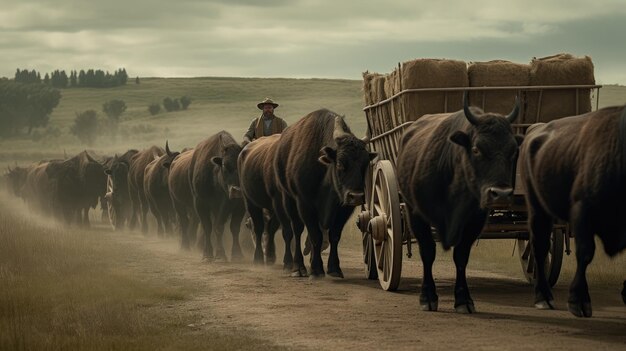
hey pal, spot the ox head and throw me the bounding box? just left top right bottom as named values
left=211, top=137, right=243, bottom=199
left=319, top=116, right=377, bottom=206
left=449, top=92, right=523, bottom=208
left=161, top=141, right=180, bottom=169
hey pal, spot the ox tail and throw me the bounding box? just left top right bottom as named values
left=620, top=105, right=626, bottom=174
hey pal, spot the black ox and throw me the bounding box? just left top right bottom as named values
left=397, top=93, right=522, bottom=313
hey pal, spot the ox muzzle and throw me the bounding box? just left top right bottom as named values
left=484, top=187, right=513, bottom=208
left=228, top=186, right=242, bottom=199
left=343, top=191, right=365, bottom=206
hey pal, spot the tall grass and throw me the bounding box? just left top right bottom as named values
left=0, top=197, right=282, bottom=350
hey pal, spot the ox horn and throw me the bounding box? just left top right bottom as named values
left=333, top=116, right=349, bottom=140
left=505, top=95, right=521, bottom=123
left=165, top=140, right=172, bottom=156
left=463, top=91, right=479, bottom=126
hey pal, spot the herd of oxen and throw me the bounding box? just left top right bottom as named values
left=3, top=98, right=626, bottom=319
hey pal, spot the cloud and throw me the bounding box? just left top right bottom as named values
left=1, top=0, right=625, bottom=83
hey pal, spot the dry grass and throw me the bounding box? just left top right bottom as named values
left=0, top=197, right=283, bottom=350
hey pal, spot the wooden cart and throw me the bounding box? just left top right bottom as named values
left=356, top=67, right=602, bottom=291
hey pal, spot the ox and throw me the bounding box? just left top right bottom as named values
left=520, top=105, right=626, bottom=317
left=144, top=142, right=180, bottom=236
left=128, top=146, right=164, bottom=234
left=104, top=149, right=138, bottom=230
left=190, top=131, right=245, bottom=261
left=397, top=93, right=521, bottom=313
left=274, top=109, right=375, bottom=278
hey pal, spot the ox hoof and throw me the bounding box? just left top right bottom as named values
left=420, top=301, right=438, bottom=312
left=534, top=300, right=555, bottom=310
left=265, top=255, right=277, bottom=266
left=328, top=269, right=344, bottom=279
left=568, top=302, right=592, bottom=318
left=290, top=267, right=308, bottom=278
left=455, top=303, right=476, bottom=314
left=202, top=256, right=215, bottom=263
left=308, top=273, right=325, bottom=280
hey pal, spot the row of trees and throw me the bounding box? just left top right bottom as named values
left=149, top=96, right=192, bottom=115
left=14, top=68, right=129, bottom=88
left=0, top=80, right=61, bottom=137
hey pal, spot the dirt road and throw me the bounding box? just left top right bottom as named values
left=107, top=229, right=625, bottom=351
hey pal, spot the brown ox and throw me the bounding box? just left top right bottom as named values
left=274, top=109, right=375, bottom=278
left=397, top=93, right=521, bottom=313
left=168, top=148, right=199, bottom=250
left=144, top=142, right=180, bottom=236
left=238, top=134, right=297, bottom=269
left=520, top=104, right=626, bottom=318
left=128, top=146, right=165, bottom=234
left=190, top=131, right=245, bottom=261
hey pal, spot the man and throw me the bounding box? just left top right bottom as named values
left=243, top=98, right=288, bottom=145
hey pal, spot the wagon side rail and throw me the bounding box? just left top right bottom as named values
left=363, top=84, right=603, bottom=141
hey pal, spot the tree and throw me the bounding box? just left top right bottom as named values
left=102, top=99, right=127, bottom=122
left=180, top=95, right=192, bottom=110
left=43, top=73, right=50, bottom=85
left=70, top=110, right=99, bottom=145
left=0, top=81, right=61, bottom=136
left=135, top=76, right=140, bottom=84
left=148, top=103, right=161, bottom=115
left=70, top=70, right=77, bottom=87
left=163, top=97, right=180, bottom=112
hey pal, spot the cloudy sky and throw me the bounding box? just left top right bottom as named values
left=1, top=0, right=625, bottom=84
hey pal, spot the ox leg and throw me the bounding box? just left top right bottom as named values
left=248, top=204, right=266, bottom=265
left=174, top=203, right=190, bottom=250
left=82, top=207, right=91, bottom=228
left=452, top=219, right=483, bottom=314
left=129, top=190, right=140, bottom=231
left=195, top=198, right=214, bottom=261
left=274, top=197, right=294, bottom=272
left=528, top=202, right=555, bottom=310
left=327, top=206, right=354, bottom=278
left=568, top=201, right=594, bottom=318
left=297, top=201, right=324, bottom=278
left=264, top=213, right=280, bottom=265
left=284, top=194, right=307, bottom=277
left=139, top=195, right=150, bottom=235
left=213, top=207, right=228, bottom=262
left=408, top=214, right=438, bottom=311
left=229, top=202, right=245, bottom=262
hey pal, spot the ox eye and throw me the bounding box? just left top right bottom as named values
left=471, top=147, right=480, bottom=156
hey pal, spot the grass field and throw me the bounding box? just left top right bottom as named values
left=0, top=196, right=284, bottom=350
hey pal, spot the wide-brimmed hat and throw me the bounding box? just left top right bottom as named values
left=257, top=97, right=279, bottom=110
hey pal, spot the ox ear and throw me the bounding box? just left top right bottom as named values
left=450, top=131, right=471, bottom=149
left=515, top=135, right=524, bottom=146
left=318, top=146, right=336, bottom=165
left=211, top=156, right=223, bottom=167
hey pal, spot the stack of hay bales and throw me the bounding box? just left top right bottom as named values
left=525, top=53, right=595, bottom=122
left=362, top=71, right=382, bottom=106
left=468, top=60, right=530, bottom=118
left=401, top=59, right=468, bottom=121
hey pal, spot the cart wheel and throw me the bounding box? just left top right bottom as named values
left=369, top=160, right=403, bottom=291
left=517, top=228, right=565, bottom=287
left=359, top=164, right=378, bottom=280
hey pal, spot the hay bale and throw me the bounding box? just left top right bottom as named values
left=526, top=53, right=595, bottom=122
left=401, top=59, right=468, bottom=120
left=362, top=71, right=382, bottom=106
left=468, top=60, right=530, bottom=117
